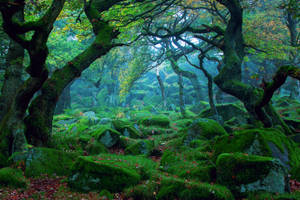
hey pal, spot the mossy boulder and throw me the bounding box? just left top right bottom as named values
left=216, top=153, right=287, bottom=196
left=138, top=115, right=170, bottom=127
left=184, top=118, right=227, bottom=144
left=200, top=103, right=248, bottom=125
left=10, top=147, right=78, bottom=177
left=112, top=119, right=141, bottom=139
left=160, top=149, right=214, bottom=182
left=0, top=167, right=28, bottom=188
left=68, top=154, right=156, bottom=192
left=125, top=174, right=234, bottom=200
left=125, top=140, right=154, bottom=156
left=211, top=128, right=300, bottom=172
left=91, top=126, right=121, bottom=148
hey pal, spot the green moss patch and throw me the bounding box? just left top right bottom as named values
left=184, top=118, right=227, bottom=144
left=0, top=167, right=28, bottom=188
left=125, top=173, right=234, bottom=200
left=91, top=126, right=121, bottom=148
left=138, top=115, right=170, bottom=127
left=216, top=153, right=287, bottom=196
left=10, top=147, right=79, bottom=177
left=68, top=154, right=157, bottom=192
left=211, top=128, right=300, bottom=172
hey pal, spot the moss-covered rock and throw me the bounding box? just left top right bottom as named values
left=112, top=119, right=141, bottom=138
left=138, top=115, right=170, bottom=127
left=160, top=149, right=214, bottom=182
left=125, top=140, right=154, bottom=156
left=68, top=154, right=157, bottom=192
left=91, top=126, right=121, bottom=148
left=211, top=128, right=300, bottom=172
left=216, top=153, right=287, bottom=196
left=184, top=118, right=227, bottom=144
left=200, top=103, right=248, bottom=125
left=0, top=167, right=28, bottom=188
left=125, top=174, right=234, bottom=200
left=10, top=147, right=78, bottom=177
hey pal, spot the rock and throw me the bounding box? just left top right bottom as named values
left=83, top=111, right=100, bottom=125
left=212, top=128, right=300, bottom=172
left=184, top=118, right=227, bottom=144
left=160, top=149, right=214, bottom=182
left=125, top=140, right=154, bottom=156
left=200, top=103, right=248, bottom=125
left=91, top=126, right=121, bottom=148
left=99, top=118, right=112, bottom=125
left=126, top=174, right=234, bottom=200
left=0, top=167, right=28, bottom=188
left=138, top=115, right=170, bottom=127
left=216, top=153, right=287, bottom=196
left=68, top=154, right=156, bottom=192
left=10, top=147, right=78, bottom=177
left=112, top=119, right=141, bottom=138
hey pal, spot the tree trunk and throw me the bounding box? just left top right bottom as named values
left=0, top=0, right=66, bottom=158
left=169, top=57, right=202, bottom=103
left=214, top=0, right=291, bottom=133
left=24, top=1, right=120, bottom=146
left=178, top=73, right=186, bottom=117
left=0, top=11, right=24, bottom=121
left=156, top=68, right=166, bottom=108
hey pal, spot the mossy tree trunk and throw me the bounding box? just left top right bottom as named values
left=156, top=68, right=166, bottom=108
left=24, top=0, right=121, bottom=146
left=178, top=73, right=186, bottom=117
left=0, top=9, right=24, bottom=121
left=213, top=0, right=291, bottom=133
left=169, top=57, right=202, bottom=103
left=0, top=0, right=66, bottom=157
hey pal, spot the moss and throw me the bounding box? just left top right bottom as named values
left=138, top=115, right=170, bottom=127
left=0, top=167, right=28, bottom=188
left=10, top=147, right=79, bottom=177
left=68, top=154, right=157, bottom=192
left=91, top=126, right=121, bottom=148
left=160, top=149, right=214, bottom=182
left=184, top=118, right=227, bottom=144
left=125, top=173, right=234, bottom=200
left=211, top=128, right=300, bottom=171
left=139, top=125, right=174, bottom=136
left=112, top=119, right=141, bottom=138
left=171, top=118, right=193, bottom=128
left=99, top=189, right=114, bottom=200
left=125, top=140, right=154, bottom=156
left=216, top=153, right=287, bottom=196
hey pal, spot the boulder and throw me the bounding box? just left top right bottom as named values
left=211, top=128, right=300, bottom=172
left=10, top=147, right=78, bottom=177
left=184, top=118, right=227, bottom=144
left=126, top=174, right=234, bottom=200
left=68, top=154, right=156, bottom=192
left=200, top=103, right=248, bottom=125
left=91, top=126, right=121, bottom=148
left=0, top=167, right=28, bottom=188
left=112, top=119, right=141, bottom=138
left=216, top=153, right=287, bottom=196
left=138, top=115, right=170, bottom=127
left=125, top=140, right=154, bottom=156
